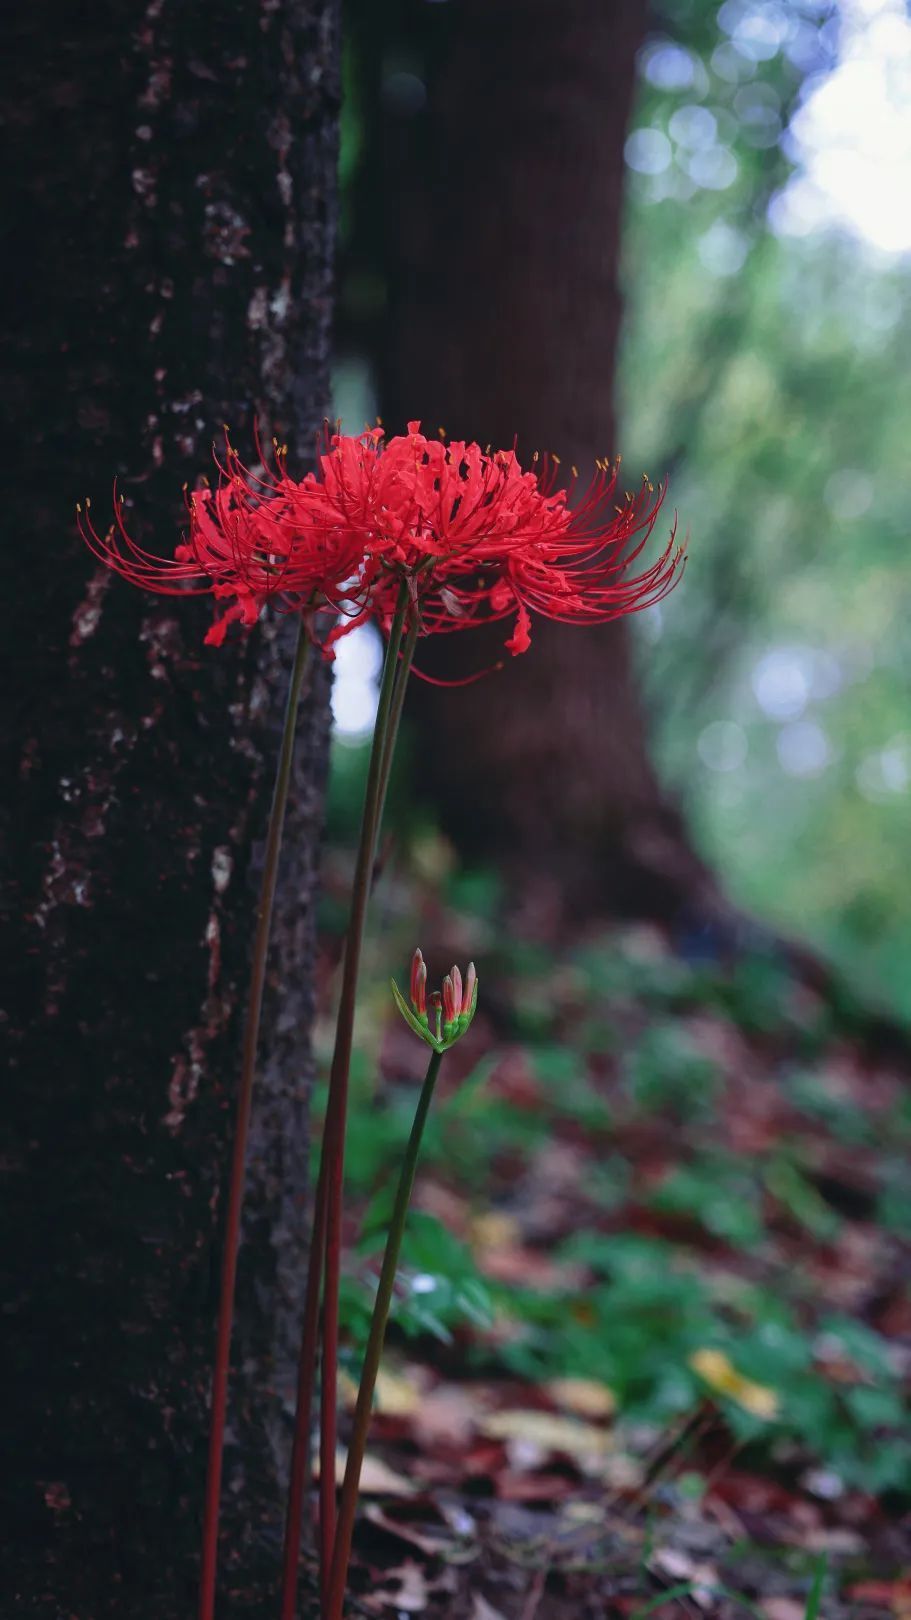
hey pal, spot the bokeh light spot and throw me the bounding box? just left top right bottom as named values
left=777, top=719, right=833, bottom=777
left=625, top=127, right=673, bottom=175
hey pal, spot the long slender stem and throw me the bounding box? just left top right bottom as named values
left=199, top=622, right=313, bottom=1620
left=318, top=584, right=414, bottom=1589
left=325, top=1050, right=444, bottom=1620
left=372, top=612, right=420, bottom=881
left=278, top=1130, right=328, bottom=1618
left=278, top=583, right=411, bottom=1620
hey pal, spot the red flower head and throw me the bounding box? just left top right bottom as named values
left=78, top=435, right=375, bottom=649
left=79, top=421, right=683, bottom=667
left=300, top=422, right=684, bottom=671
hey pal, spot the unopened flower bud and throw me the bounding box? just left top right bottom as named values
left=409, top=948, right=427, bottom=1017
left=461, top=962, right=476, bottom=1017
left=442, top=975, right=458, bottom=1040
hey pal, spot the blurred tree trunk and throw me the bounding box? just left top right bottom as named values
left=382, top=0, right=718, bottom=923
left=1, top=3, right=338, bottom=1612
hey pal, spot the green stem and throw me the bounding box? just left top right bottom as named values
left=318, top=583, right=412, bottom=1588
left=199, top=622, right=313, bottom=1620
left=325, top=1049, right=444, bottom=1620
left=278, top=582, right=410, bottom=1620
left=371, top=611, right=420, bottom=887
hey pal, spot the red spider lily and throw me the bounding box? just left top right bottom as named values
left=301, top=422, right=684, bottom=667
left=79, top=422, right=682, bottom=663
left=78, top=436, right=377, bottom=649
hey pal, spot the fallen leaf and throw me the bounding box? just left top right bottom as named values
left=470, top=1597, right=509, bottom=1620
left=651, top=1547, right=719, bottom=1610
left=848, top=1579, right=911, bottom=1614
left=689, top=1348, right=780, bottom=1419
left=413, top=1380, right=484, bottom=1446
left=363, top=1560, right=459, bottom=1616
left=495, top=1470, right=576, bottom=1502
left=374, top=1367, right=424, bottom=1416
left=801, top=1527, right=865, bottom=1555
left=476, top=1242, right=585, bottom=1289
left=373, top=1559, right=429, bottom=1613
left=480, top=1409, right=611, bottom=1472
left=339, top=1364, right=425, bottom=1416
left=545, top=1376, right=616, bottom=1419
left=470, top=1211, right=523, bottom=1252
left=364, top=1499, right=473, bottom=1559
left=315, top=1449, right=415, bottom=1496
left=413, top=1179, right=471, bottom=1234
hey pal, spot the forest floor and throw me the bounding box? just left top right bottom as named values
left=311, top=845, right=911, bottom=1620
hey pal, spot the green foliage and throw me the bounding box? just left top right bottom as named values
left=343, top=1217, right=492, bottom=1351
left=648, top=1155, right=765, bottom=1247
left=784, top=1069, right=874, bottom=1145
left=763, top=1155, right=841, bottom=1242
left=625, top=1024, right=721, bottom=1120
left=877, top=1173, right=911, bottom=1236
left=331, top=920, right=910, bottom=1500
left=803, top=1559, right=827, bottom=1620
left=619, top=3, right=911, bottom=1016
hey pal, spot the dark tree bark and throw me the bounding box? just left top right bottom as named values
left=1, top=3, right=339, bottom=1612
left=376, top=0, right=719, bottom=924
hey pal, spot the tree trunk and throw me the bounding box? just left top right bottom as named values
left=381, top=0, right=718, bottom=923
left=1, top=3, right=339, bottom=1612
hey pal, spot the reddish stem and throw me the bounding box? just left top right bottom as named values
left=277, top=1150, right=327, bottom=1620
left=319, top=603, right=420, bottom=1596
left=198, top=624, right=312, bottom=1620
left=278, top=582, right=411, bottom=1620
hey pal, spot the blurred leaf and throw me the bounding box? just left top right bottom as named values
left=626, top=1023, right=721, bottom=1120
left=480, top=1408, right=612, bottom=1470
left=545, top=1376, right=617, bottom=1419
left=764, top=1157, right=841, bottom=1242
left=649, top=1156, right=766, bottom=1247
left=689, top=1347, right=780, bottom=1419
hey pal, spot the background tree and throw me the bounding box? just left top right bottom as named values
left=1, top=3, right=339, bottom=1611
left=337, top=0, right=851, bottom=950
left=339, top=0, right=717, bottom=924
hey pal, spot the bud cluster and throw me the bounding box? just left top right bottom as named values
left=392, top=948, right=478, bottom=1052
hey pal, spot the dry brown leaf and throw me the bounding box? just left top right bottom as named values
left=651, top=1547, right=719, bottom=1609
left=800, top=1526, right=864, bottom=1555
left=372, top=1560, right=429, bottom=1613
left=374, top=1367, right=424, bottom=1416
left=339, top=1364, right=430, bottom=1415
left=481, top=1408, right=612, bottom=1470
left=495, top=1470, right=576, bottom=1502
left=413, top=1381, right=484, bottom=1445
left=470, top=1211, right=523, bottom=1252
left=761, top=1602, right=806, bottom=1620
left=363, top=1501, right=465, bottom=1558
left=545, top=1376, right=616, bottom=1419
left=315, top=1448, right=415, bottom=1496
left=470, top=1597, right=509, bottom=1620
left=476, top=1244, right=586, bottom=1289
